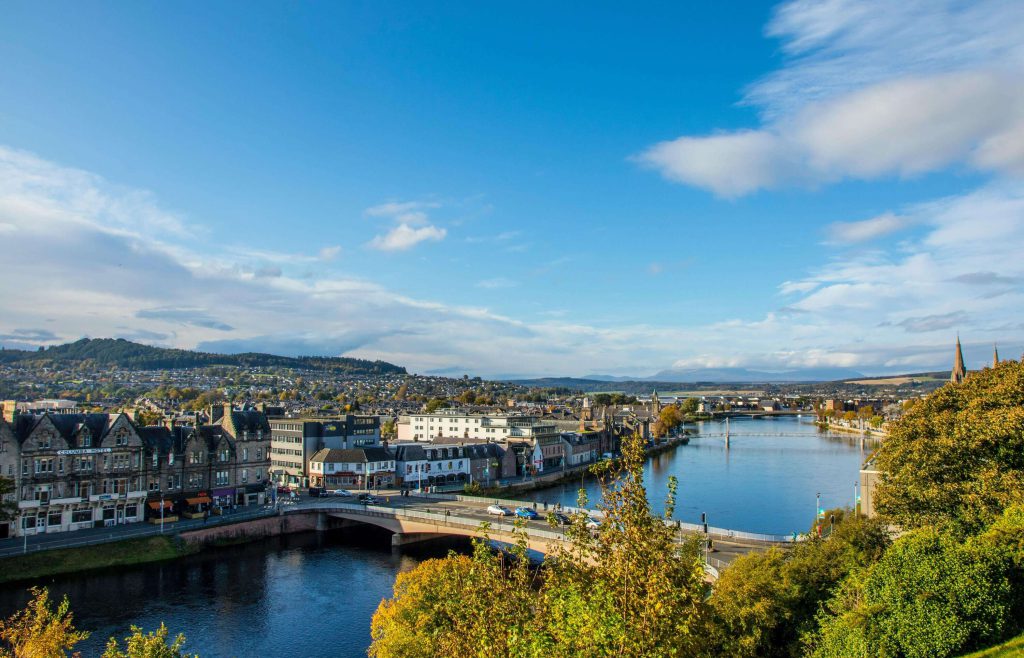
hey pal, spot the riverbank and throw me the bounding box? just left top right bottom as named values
left=814, top=421, right=887, bottom=439
left=465, top=435, right=691, bottom=499
left=0, top=535, right=199, bottom=586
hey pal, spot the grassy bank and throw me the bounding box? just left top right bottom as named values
left=0, top=535, right=198, bottom=585
left=959, top=633, right=1024, bottom=657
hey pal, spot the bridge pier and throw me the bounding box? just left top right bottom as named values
left=391, top=532, right=448, bottom=547
left=316, top=512, right=328, bottom=532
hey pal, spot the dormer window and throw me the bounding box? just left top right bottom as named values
left=38, top=433, right=51, bottom=449
left=81, top=435, right=91, bottom=447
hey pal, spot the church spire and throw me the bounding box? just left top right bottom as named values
left=993, top=343, right=1000, bottom=368
left=951, top=335, right=967, bottom=384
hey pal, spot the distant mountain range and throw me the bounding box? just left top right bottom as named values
left=0, top=338, right=406, bottom=375
left=556, top=367, right=867, bottom=384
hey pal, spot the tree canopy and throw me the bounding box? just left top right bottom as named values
left=874, top=360, right=1024, bottom=532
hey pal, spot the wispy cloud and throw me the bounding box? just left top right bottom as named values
left=476, top=277, right=517, bottom=289
left=637, top=1, right=1024, bottom=196
left=368, top=224, right=447, bottom=251
left=826, top=212, right=911, bottom=243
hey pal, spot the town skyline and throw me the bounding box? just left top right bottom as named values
left=2, top=1, right=1023, bottom=378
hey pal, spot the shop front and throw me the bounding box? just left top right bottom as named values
left=211, top=487, right=236, bottom=511
left=183, top=493, right=212, bottom=519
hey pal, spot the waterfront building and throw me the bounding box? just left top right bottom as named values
left=269, top=415, right=380, bottom=488
left=559, top=432, right=600, bottom=467
left=0, top=401, right=275, bottom=538
left=397, top=411, right=564, bottom=473
left=308, top=447, right=395, bottom=489
left=0, top=407, right=147, bottom=538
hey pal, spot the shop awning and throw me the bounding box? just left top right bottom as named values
left=185, top=496, right=211, bottom=505
left=148, top=500, right=173, bottom=510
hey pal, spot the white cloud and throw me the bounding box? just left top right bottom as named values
left=364, top=199, right=447, bottom=251
left=638, top=1, right=1024, bottom=195
left=364, top=200, right=440, bottom=218
left=368, top=223, right=447, bottom=251
left=2, top=145, right=1020, bottom=377
left=476, top=277, right=517, bottom=289
left=826, top=212, right=910, bottom=243
left=318, top=246, right=341, bottom=260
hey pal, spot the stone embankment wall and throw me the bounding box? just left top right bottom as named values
left=179, top=512, right=318, bottom=546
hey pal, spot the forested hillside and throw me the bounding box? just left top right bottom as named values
left=0, top=338, right=406, bottom=374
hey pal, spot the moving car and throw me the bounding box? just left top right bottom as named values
left=487, top=504, right=513, bottom=516
left=330, top=489, right=353, bottom=497
left=357, top=493, right=379, bottom=504
left=515, top=506, right=538, bottom=520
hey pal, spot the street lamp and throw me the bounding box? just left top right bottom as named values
left=160, top=494, right=165, bottom=534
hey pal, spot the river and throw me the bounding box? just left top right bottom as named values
left=519, top=415, right=872, bottom=535
left=0, top=416, right=871, bottom=657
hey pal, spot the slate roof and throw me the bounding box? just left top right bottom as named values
left=310, top=447, right=393, bottom=464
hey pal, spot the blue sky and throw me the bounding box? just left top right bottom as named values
left=1, top=1, right=1022, bottom=377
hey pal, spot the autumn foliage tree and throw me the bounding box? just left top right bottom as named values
left=369, top=432, right=706, bottom=657
left=874, top=359, right=1024, bottom=532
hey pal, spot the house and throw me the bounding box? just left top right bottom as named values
left=309, top=447, right=395, bottom=489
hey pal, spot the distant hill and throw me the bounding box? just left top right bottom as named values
left=0, top=338, right=406, bottom=375
left=648, top=366, right=866, bottom=383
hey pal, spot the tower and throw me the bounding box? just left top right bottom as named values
left=951, top=336, right=967, bottom=384
left=651, top=389, right=661, bottom=415
left=993, top=344, right=1000, bottom=368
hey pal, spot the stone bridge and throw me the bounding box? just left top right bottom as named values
left=280, top=494, right=797, bottom=579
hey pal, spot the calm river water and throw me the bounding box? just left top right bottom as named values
left=0, top=416, right=870, bottom=657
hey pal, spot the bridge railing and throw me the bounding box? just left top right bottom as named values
left=408, top=493, right=795, bottom=543
left=293, top=500, right=572, bottom=543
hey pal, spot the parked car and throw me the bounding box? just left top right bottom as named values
left=585, top=516, right=602, bottom=530
left=487, top=504, right=513, bottom=516
left=357, top=493, right=379, bottom=504
left=548, top=512, right=571, bottom=526
left=309, top=487, right=330, bottom=498
left=515, top=506, right=538, bottom=520
left=330, top=489, right=353, bottom=497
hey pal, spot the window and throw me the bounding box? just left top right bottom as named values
left=81, top=434, right=91, bottom=447
left=22, top=516, right=36, bottom=530
left=215, top=471, right=229, bottom=486
left=34, top=487, right=50, bottom=504
left=256, top=469, right=262, bottom=481
left=241, top=469, right=248, bottom=483
left=256, top=448, right=262, bottom=461
left=152, top=452, right=159, bottom=468
left=72, top=509, right=92, bottom=524
left=220, top=449, right=229, bottom=463
left=115, top=432, right=128, bottom=446
left=58, top=457, right=64, bottom=474
left=149, top=479, right=160, bottom=491
left=38, top=433, right=51, bottom=449
left=48, top=510, right=62, bottom=527
left=242, top=447, right=248, bottom=462
left=79, top=457, right=94, bottom=473
left=34, top=458, right=54, bottom=474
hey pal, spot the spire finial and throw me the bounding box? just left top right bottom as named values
left=951, top=335, right=967, bottom=384
left=994, top=343, right=1000, bottom=368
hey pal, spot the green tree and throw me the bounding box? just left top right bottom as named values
left=0, top=587, right=89, bottom=658
left=701, top=509, right=890, bottom=658
left=811, top=527, right=1011, bottom=658
left=680, top=397, right=700, bottom=415
left=423, top=398, right=449, bottom=414
left=103, top=624, right=198, bottom=658
left=874, top=360, right=1024, bottom=532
